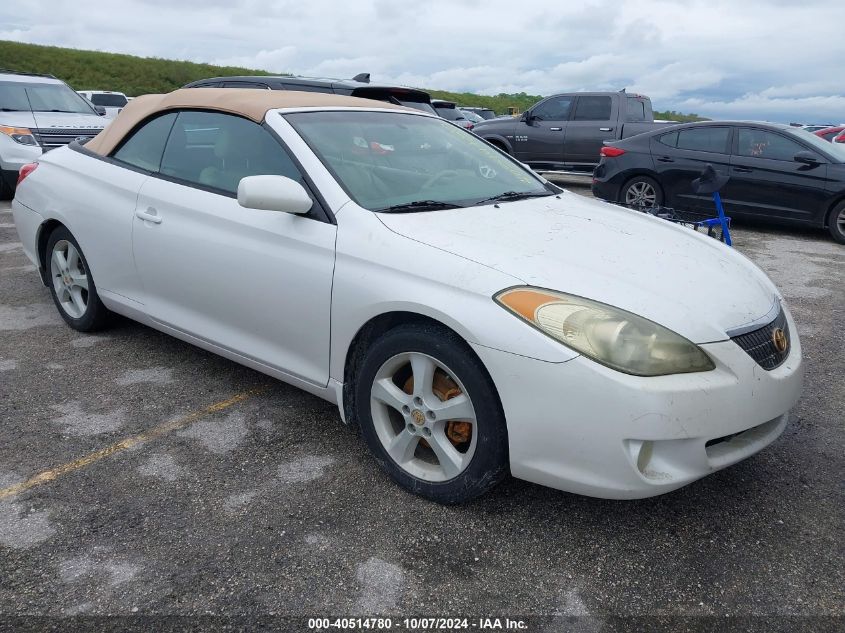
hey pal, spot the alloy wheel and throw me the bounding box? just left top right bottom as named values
left=625, top=181, right=657, bottom=208
left=50, top=240, right=89, bottom=318
left=370, top=352, right=478, bottom=482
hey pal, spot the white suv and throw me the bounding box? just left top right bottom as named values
left=77, top=90, right=129, bottom=119
left=0, top=70, right=107, bottom=198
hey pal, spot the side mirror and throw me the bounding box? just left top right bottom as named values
left=94, top=105, right=107, bottom=116
left=520, top=111, right=534, bottom=124
left=237, top=175, right=313, bottom=214
left=794, top=150, right=821, bottom=165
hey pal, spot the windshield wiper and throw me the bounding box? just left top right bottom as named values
left=474, top=191, right=555, bottom=206
left=44, top=109, right=79, bottom=113
left=0, top=107, right=25, bottom=111
left=376, top=200, right=465, bottom=213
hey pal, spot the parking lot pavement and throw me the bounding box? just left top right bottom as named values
left=0, top=196, right=843, bottom=626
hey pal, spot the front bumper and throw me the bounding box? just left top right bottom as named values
left=472, top=307, right=803, bottom=499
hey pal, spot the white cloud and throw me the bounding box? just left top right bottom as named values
left=2, top=0, right=844, bottom=122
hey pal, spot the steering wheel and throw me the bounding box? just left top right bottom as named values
left=478, top=164, right=497, bottom=179
left=421, top=169, right=461, bottom=190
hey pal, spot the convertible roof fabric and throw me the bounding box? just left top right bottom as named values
left=85, top=88, right=409, bottom=156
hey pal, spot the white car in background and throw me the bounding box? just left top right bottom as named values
left=77, top=90, right=129, bottom=119
left=0, top=70, right=107, bottom=198
left=11, top=89, right=803, bottom=503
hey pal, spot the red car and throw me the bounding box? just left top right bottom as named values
left=836, top=130, right=845, bottom=143
left=814, top=126, right=845, bottom=142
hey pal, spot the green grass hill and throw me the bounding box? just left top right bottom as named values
left=0, top=40, right=704, bottom=120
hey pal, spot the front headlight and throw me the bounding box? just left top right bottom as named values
left=0, top=125, right=37, bottom=146
left=495, top=287, right=715, bottom=376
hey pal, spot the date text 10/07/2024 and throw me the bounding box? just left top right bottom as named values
left=307, top=617, right=529, bottom=630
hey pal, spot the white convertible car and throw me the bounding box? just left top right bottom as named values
left=11, top=89, right=803, bottom=503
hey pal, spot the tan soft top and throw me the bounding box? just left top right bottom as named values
left=85, top=88, right=411, bottom=156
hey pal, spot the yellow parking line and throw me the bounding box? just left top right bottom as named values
left=0, top=387, right=266, bottom=501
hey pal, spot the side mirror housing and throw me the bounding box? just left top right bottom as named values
left=794, top=150, right=821, bottom=165
left=94, top=105, right=107, bottom=116
left=520, top=111, right=534, bottom=124
left=237, top=175, right=313, bottom=214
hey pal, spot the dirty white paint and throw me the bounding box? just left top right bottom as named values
left=178, top=411, right=249, bottom=454
left=70, top=335, right=110, bottom=349
left=223, top=490, right=259, bottom=514
left=50, top=401, right=126, bottom=436
left=0, top=358, right=17, bottom=371
left=0, top=303, right=61, bottom=331
left=114, top=366, right=175, bottom=386
left=0, top=501, right=56, bottom=549
left=136, top=454, right=183, bottom=482
left=354, top=557, right=405, bottom=613
left=277, top=455, right=335, bottom=484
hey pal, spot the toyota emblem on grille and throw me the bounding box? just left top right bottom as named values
left=772, top=327, right=788, bottom=353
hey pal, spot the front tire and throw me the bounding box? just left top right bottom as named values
left=45, top=227, right=111, bottom=331
left=353, top=323, right=509, bottom=504
left=827, top=200, right=845, bottom=244
left=621, top=175, right=663, bottom=209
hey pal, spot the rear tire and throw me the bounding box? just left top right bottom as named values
left=827, top=201, right=845, bottom=244
left=353, top=323, right=509, bottom=504
left=620, top=175, right=663, bottom=209
left=45, top=227, right=111, bottom=332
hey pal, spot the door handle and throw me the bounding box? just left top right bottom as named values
left=135, top=207, right=163, bottom=224
left=549, top=127, right=562, bottom=131
left=733, top=167, right=753, bottom=173
left=599, top=127, right=613, bottom=132
left=656, top=156, right=674, bottom=163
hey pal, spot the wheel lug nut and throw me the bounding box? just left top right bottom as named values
left=422, top=428, right=431, bottom=437
left=426, top=411, right=435, bottom=420
left=413, top=397, right=423, bottom=407
left=402, top=405, right=410, bottom=414
left=406, top=423, right=415, bottom=433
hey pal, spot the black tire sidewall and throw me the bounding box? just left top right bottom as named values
left=621, top=175, right=664, bottom=207
left=353, top=323, right=509, bottom=504
left=45, top=227, right=109, bottom=331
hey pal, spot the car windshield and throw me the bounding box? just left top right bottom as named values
left=284, top=110, right=552, bottom=211
left=0, top=81, right=96, bottom=114
left=90, top=93, right=128, bottom=107
left=434, top=106, right=466, bottom=121
left=788, top=127, right=845, bottom=162
left=460, top=109, right=484, bottom=123
left=396, top=100, right=437, bottom=115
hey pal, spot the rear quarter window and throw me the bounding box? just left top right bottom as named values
left=675, top=127, right=731, bottom=153
left=573, top=96, right=612, bottom=121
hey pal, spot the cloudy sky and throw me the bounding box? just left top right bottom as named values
left=3, top=0, right=845, bottom=122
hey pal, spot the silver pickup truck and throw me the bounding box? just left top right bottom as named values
left=472, top=90, right=674, bottom=174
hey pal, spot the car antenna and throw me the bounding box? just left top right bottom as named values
left=352, top=73, right=371, bottom=83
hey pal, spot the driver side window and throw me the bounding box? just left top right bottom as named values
left=159, top=110, right=305, bottom=195
left=736, top=128, right=807, bottom=162
left=532, top=97, right=574, bottom=121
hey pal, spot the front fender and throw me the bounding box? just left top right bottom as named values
left=477, top=133, right=515, bottom=155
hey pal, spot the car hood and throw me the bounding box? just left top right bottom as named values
left=376, top=191, right=779, bottom=344
left=30, top=111, right=107, bottom=130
